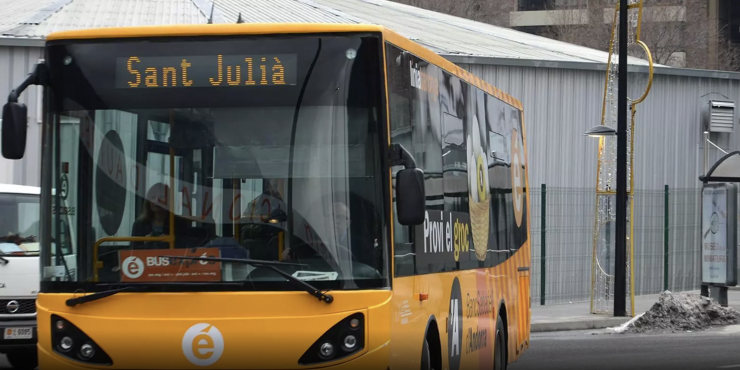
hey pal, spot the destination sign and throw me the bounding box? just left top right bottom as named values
left=115, top=54, right=298, bottom=89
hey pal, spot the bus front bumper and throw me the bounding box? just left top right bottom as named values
left=38, top=341, right=391, bottom=369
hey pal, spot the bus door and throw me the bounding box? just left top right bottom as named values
left=139, top=113, right=215, bottom=240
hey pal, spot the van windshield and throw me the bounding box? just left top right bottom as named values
left=0, top=193, right=40, bottom=255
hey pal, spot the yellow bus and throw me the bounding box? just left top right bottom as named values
left=1, top=22, right=531, bottom=370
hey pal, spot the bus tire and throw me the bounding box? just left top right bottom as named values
left=7, top=349, right=38, bottom=369
left=421, top=339, right=431, bottom=370
left=494, top=315, right=507, bottom=370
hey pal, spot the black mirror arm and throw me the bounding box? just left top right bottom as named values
left=390, top=143, right=417, bottom=169
left=8, top=62, right=46, bottom=103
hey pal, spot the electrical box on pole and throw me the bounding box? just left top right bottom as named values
left=703, top=100, right=735, bottom=133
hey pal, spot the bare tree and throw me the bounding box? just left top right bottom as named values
left=391, top=0, right=740, bottom=71
left=539, top=0, right=740, bottom=71
left=540, top=1, right=613, bottom=51
left=711, top=23, right=740, bottom=71
left=392, top=0, right=513, bottom=27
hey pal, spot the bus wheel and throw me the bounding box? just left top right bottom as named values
left=7, top=349, right=38, bottom=369
left=421, top=339, right=431, bottom=370
left=494, top=316, right=507, bottom=370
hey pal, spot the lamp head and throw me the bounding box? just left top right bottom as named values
left=583, top=125, right=617, bottom=138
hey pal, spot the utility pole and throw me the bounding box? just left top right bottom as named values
left=614, top=0, right=629, bottom=317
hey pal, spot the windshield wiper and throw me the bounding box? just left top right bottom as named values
left=0, top=255, right=9, bottom=265
left=164, top=255, right=334, bottom=304
left=65, top=282, right=246, bottom=307
left=66, top=286, right=138, bottom=307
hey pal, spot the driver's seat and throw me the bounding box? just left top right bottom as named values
left=240, top=223, right=281, bottom=261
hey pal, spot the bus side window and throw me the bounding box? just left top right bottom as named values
left=385, top=43, right=415, bottom=277
left=442, top=112, right=466, bottom=214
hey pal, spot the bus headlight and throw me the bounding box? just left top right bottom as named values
left=349, top=318, right=360, bottom=328
left=319, top=342, right=335, bottom=359
left=59, top=337, right=73, bottom=352
left=80, top=343, right=95, bottom=359
left=51, top=315, right=113, bottom=365
left=298, top=312, right=365, bottom=365
left=343, top=335, right=357, bottom=349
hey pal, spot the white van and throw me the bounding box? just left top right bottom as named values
left=0, top=184, right=41, bottom=369
left=0, top=183, right=77, bottom=369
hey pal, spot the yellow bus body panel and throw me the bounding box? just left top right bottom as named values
left=38, top=291, right=392, bottom=369
left=388, top=250, right=531, bottom=370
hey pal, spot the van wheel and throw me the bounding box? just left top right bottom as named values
left=7, top=349, right=38, bottom=369
left=494, top=316, right=507, bottom=370
left=421, top=339, right=431, bottom=370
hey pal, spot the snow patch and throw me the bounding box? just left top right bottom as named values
left=605, top=312, right=646, bottom=334
left=606, top=290, right=740, bottom=334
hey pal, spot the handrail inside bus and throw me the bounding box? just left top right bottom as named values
left=91, top=109, right=182, bottom=282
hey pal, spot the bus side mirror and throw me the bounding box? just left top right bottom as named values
left=391, top=143, right=425, bottom=226
left=2, top=61, right=45, bottom=160
left=396, top=168, right=425, bottom=225
left=1, top=102, right=28, bottom=160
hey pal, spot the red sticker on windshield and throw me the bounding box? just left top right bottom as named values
left=117, top=248, right=222, bottom=282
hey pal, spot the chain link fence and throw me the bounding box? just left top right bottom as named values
left=529, top=186, right=702, bottom=306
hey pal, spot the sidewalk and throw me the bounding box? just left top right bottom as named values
left=531, top=289, right=740, bottom=332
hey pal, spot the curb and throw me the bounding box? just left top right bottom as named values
left=531, top=317, right=629, bottom=333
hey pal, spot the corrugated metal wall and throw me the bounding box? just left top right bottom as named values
left=459, top=63, right=740, bottom=190
left=0, top=45, right=44, bottom=187
left=459, top=62, right=740, bottom=304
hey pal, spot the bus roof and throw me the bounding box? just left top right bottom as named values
left=45, top=23, right=386, bottom=41
left=45, top=23, right=523, bottom=111
left=0, top=184, right=40, bottom=195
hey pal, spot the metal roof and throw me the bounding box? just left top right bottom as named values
left=316, top=0, right=656, bottom=66
left=2, top=0, right=209, bottom=38
left=0, top=0, right=660, bottom=68
left=216, top=0, right=364, bottom=24
left=0, top=0, right=59, bottom=34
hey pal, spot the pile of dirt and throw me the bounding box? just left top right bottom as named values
left=607, top=290, right=740, bottom=334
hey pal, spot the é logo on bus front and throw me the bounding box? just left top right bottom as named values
left=182, top=323, right=225, bottom=366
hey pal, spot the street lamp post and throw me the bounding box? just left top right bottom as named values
left=583, top=0, right=629, bottom=318
left=613, top=0, right=629, bottom=318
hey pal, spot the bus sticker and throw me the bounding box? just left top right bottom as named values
left=118, top=248, right=222, bottom=282
left=448, top=277, right=463, bottom=370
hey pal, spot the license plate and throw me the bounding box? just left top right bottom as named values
left=3, top=327, right=32, bottom=340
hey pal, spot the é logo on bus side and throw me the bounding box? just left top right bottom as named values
left=448, top=278, right=463, bottom=370
left=182, top=323, right=224, bottom=366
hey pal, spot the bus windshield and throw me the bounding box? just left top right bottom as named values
left=41, top=33, right=388, bottom=292
left=0, top=192, right=40, bottom=255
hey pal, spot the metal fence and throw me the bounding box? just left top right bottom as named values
left=529, top=185, right=702, bottom=306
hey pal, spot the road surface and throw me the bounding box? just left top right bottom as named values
left=511, top=325, right=740, bottom=370
left=2, top=326, right=740, bottom=369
